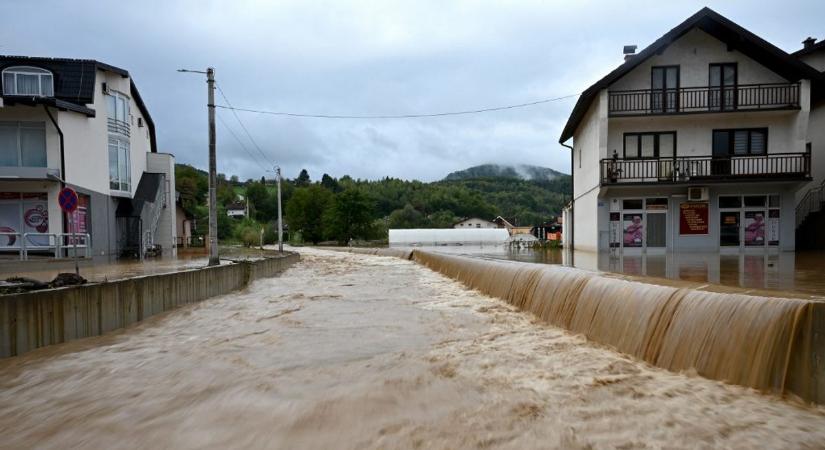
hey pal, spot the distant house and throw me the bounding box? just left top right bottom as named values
left=175, top=192, right=193, bottom=247
left=493, top=216, right=533, bottom=236
left=532, top=219, right=563, bottom=242
left=453, top=217, right=497, bottom=229
left=226, top=201, right=246, bottom=218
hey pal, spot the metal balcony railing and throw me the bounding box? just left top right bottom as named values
left=107, top=118, right=130, bottom=137
left=600, top=152, right=811, bottom=185
left=608, top=83, right=800, bottom=116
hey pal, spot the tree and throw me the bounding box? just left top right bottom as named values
left=427, top=210, right=458, bottom=228
left=245, top=181, right=271, bottom=221
left=285, top=185, right=333, bottom=244
left=321, top=173, right=341, bottom=193
left=325, top=188, right=374, bottom=243
left=388, top=204, right=424, bottom=229
left=230, top=175, right=239, bottom=184
left=296, top=169, right=311, bottom=187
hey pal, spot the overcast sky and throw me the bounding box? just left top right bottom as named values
left=3, top=0, right=823, bottom=181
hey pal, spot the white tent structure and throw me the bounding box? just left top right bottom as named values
left=389, top=228, right=510, bottom=246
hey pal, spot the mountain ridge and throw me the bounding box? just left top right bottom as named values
left=443, top=164, right=565, bottom=182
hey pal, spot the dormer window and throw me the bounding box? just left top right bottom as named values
left=2, top=66, right=54, bottom=97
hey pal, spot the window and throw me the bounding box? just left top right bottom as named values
left=2, top=66, right=54, bottom=97
left=712, top=129, right=767, bottom=156
left=0, top=122, right=46, bottom=167
left=622, top=199, right=643, bottom=210
left=709, top=63, right=737, bottom=111
left=107, top=92, right=130, bottom=124
left=623, top=132, right=676, bottom=159
left=108, top=137, right=130, bottom=191
left=651, top=66, right=679, bottom=112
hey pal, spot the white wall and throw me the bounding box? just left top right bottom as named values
left=799, top=51, right=825, bottom=72
left=0, top=106, right=61, bottom=173
left=610, top=28, right=788, bottom=91
left=146, top=152, right=177, bottom=252
left=453, top=218, right=496, bottom=228
left=608, top=110, right=804, bottom=158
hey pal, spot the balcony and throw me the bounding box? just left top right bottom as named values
left=608, top=83, right=800, bottom=116
left=107, top=118, right=130, bottom=137
left=600, top=152, right=810, bottom=185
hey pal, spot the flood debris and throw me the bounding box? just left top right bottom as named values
left=1, top=272, right=87, bottom=295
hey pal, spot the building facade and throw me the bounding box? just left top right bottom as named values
left=0, top=56, right=176, bottom=258
left=560, top=8, right=823, bottom=254
left=453, top=217, right=497, bottom=229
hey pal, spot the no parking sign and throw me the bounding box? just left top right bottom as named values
left=58, top=187, right=79, bottom=213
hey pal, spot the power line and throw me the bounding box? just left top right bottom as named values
left=216, top=112, right=269, bottom=172
left=213, top=93, right=580, bottom=119
left=215, top=83, right=275, bottom=165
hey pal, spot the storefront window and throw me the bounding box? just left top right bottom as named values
left=720, top=211, right=740, bottom=246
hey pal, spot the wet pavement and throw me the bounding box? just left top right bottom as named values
left=0, top=247, right=273, bottom=283
left=1, top=248, right=824, bottom=449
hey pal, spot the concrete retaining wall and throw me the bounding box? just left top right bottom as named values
left=0, top=252, right=299, bottom=358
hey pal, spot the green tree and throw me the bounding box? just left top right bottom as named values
left=285, top=185, right=333, bottom=244
left=427, top=210, right=458, bottom=228
left=245, top=181, right=272, bottom=221
left=388, top=204, right=424, bottom=229
left=321, top=173, right=341, bottom=193
left=295, top=169, right=311, bottom=187
left=325, top=188, right=374, bottom=243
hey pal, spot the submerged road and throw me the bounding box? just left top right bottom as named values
left=1, top=248, right=824, bottom=449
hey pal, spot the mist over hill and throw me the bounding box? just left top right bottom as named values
left=444, top=164, right=565, bottom=182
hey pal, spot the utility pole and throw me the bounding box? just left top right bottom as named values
left=276, top=166, right=283, bottom=253
left=178, top=67, right=219, bottom=266
left=206, top=67, right=219, bottom=266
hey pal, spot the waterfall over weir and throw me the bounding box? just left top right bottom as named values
left=398, top=250, right=825, bottom=404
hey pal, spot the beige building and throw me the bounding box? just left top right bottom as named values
left=559, top=8, right=823, bottom=254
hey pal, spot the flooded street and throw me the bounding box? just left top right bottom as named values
left=1, top=248, right=824, bottom=449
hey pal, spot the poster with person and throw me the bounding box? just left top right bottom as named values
left=623, top=213, right=643, bottom=247
left=744, top=211, right=765, bottom=246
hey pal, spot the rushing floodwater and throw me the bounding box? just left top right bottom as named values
left=1, top=248, right=824, bottom=449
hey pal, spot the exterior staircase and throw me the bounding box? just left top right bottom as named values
left=796, top=178, right=825, bottom=250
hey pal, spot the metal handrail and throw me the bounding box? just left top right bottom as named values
left=0, top=232, right=91, bottom=260
left=796, top=178, right=825, bottom=227
left=608, top=82, right=800, bottom=115
left=601, top=152, right=810, bottom=184
left=107, top=118, right=130, bottom=137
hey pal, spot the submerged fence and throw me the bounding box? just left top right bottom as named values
left=0, top=252, right=299, bottom=358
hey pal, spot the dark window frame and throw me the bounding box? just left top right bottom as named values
left=650, top=65, right=680, bottom=113
left=711, top=128, right=768, bottom=156
left=622, top=131, right=677, bottom=159
left=709, top=63, right=738, bottom=111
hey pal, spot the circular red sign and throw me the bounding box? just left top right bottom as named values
left=58, top=187, right=79, bottom=213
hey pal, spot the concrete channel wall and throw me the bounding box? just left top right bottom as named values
left=0, top=252, right=299, bottom=358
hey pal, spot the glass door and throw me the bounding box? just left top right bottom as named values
left=720, top=211, right=741, bottom=247
left=709, top=63, right=737, bottom=111
left=651, top=66, right=679, bottom=113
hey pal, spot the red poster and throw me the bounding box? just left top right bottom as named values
left=679, top=202, right=709, bottom=235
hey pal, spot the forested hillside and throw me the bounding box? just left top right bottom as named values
left=175, top=164, right=570, bottom=244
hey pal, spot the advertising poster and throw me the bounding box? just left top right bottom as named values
left=68, top=195, right=90, bottom=244
left=744, top=211, right=766, bottom=247
left=767, top=209, right=780, bottom=246
left=22, top=199, right=49, bottom=247
left=0, top=197, right=20, bottom=248
left=609, top=212, right=621, bottom=248
left=679, top=202, right=709, bottom=235
left=623, top=213, right=643, bottom=248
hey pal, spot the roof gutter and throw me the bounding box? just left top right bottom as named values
left=560, top=141, right=574, bottom=251
left=43, top=105, right=66, bottom=188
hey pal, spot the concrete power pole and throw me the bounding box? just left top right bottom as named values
left=276, top=166, right=283, bottom=253
left=207, top=67, right=219, bottom=266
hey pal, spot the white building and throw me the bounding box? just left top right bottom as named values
left=559, top=8, right=823, bottom=254
left=453, top=217, right=497, bottom=229
left=0, top=56, right=176, bottom=258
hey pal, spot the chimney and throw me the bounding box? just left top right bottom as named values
left=623, top=45, right=637, bottom=61
left=803, top=37, right=817, bottom=49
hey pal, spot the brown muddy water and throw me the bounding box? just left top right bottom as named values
left=1, top=248, right=824, bottom=449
